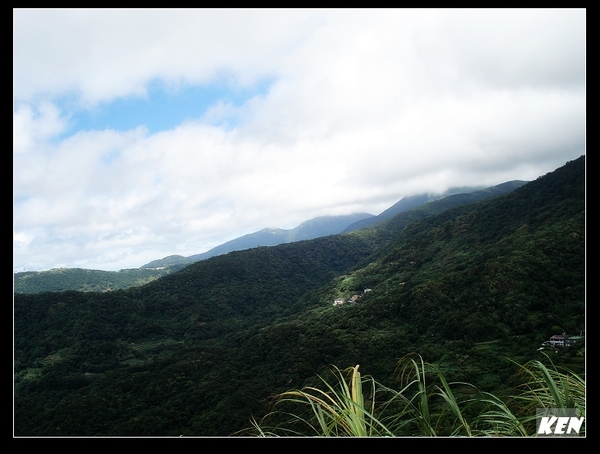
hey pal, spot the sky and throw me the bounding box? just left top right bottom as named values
left=13, top=8, right=586, bottom=272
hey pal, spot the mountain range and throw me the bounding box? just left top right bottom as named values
left=140, top=212, right=374, bottom=269
left=14, top=182, right=527, bottom=293
left=14, top=156, right=585, bottom=436
left=145, top=184, right=531, bottom=269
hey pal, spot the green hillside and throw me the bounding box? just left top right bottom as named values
left=14, top=184, right=523, bottom=294
left=13, top=267, right=175, bottom=294
left=13, top=156, right=585, bottom=436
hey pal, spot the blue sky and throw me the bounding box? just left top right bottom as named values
left=13, top=9, right=585, bottom=272
left=56, top=78, right=274, bottom=136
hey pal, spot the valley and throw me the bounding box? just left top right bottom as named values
left=13, top=156, right=585, bottom=436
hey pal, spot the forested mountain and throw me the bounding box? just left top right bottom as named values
left=143, top=212, right=375, bottom=268
left=13, top=267, right=173, bottom=294
left=13, top=213, right=373, bottom=293
left=13, top=185, right=523, bottom=294
left=13, top=156, right=585, bottom=436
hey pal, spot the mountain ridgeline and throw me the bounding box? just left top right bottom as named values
left=14, top=183, right=525, bottom=293
left=13, top=156, right=585, bottom=436
left=13, top=213, right=374, bottom=293
left=141, top=212, right=375, bottom=269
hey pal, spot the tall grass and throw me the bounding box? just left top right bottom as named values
left=245, top=353, right=585, bottom=437
left=247, top=365, right=394, bottom=436
left=472, top=355, right=585, bottom=436
left=377, top=353, right=477, bottom=436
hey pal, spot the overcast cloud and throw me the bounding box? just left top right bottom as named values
left=13, top=8, right=586, bottom=272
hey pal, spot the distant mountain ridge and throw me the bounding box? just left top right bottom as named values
left=343, top=183, right=527, bottom=232
left=144, top=186, right=503, bottom=269
left=141, top=213, right=374, bottom=269
left=14, top=181, right=528, bottom=293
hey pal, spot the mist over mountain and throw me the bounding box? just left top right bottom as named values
left=343, top=182, right=527, bottom=232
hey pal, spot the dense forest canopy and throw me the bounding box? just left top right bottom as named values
left=14, top=156, right=585, bottom=436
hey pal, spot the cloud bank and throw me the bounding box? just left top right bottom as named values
left=13, top=9, right=586, bottom=271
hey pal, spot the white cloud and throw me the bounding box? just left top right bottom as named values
left=13, top=9, right=585, bottom=271
left=13, top=101, right=68, bottom=154
left=13, top=9, right=321, bottom=106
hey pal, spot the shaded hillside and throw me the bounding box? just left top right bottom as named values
left=13, top=157, right=584, bottom=436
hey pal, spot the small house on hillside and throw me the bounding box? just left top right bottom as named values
left=549, top=335, right=570, bottom=347
left=547, top=334, right=583, bottom=347
left=333, top=298, right=345, bottom=307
